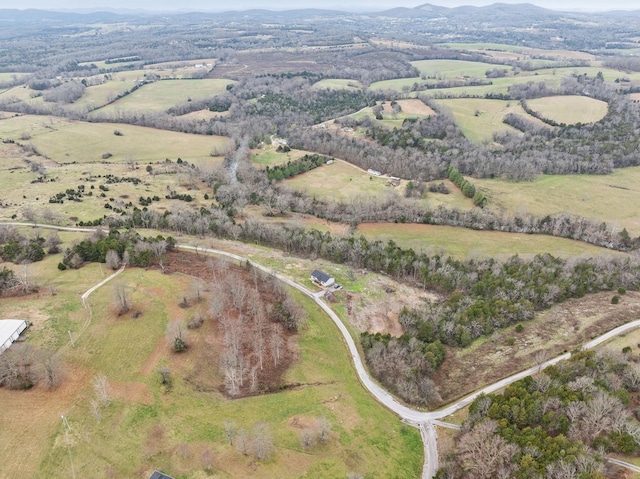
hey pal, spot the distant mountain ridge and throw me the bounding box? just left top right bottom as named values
left=1, top=3, right=640, bottom=24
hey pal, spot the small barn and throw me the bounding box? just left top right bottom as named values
left=0, top=319, right=28, bottom=355
left=311, top=270, right=335, bottom=287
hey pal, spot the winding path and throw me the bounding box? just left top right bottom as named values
left=5, top=222, right=640, bottom=478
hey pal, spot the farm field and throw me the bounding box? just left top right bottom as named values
left=435, top=98, right=529, bottom=142
left=411, top=59, right=508, bottom=79
left=346, top=98, right=436, bottom=129
left=93, top=79, right=234, bottom=114
left=526, top=95, right=609, bottom=125
left=356, top=223, right=623, bottom=260
left=474, top=166, right=640, bottom=235
left=0, top=115, right=230, bottom=164
left=0, top=250, right=422, bottom=479
left=285, top=159, right=404, bottom=201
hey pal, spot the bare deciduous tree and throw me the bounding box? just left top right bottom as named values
left=223, top=419, right=236, bottom=445
left=105, top=250, right=121, bottom=270
left=166, top=319, right=189, bottom=352
left=251, top=423, right=274, bottom=461
left=93, top=374, right=110, bottom=406
left=112, top=281, right=131, bottom=315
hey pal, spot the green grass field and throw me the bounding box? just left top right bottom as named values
left=526, top=95, right=608, bottom=125
left=474, top=166, right=640, bottom=235
left=435, top=98, right=530, bottom=142
left=93, top=79, right=234, bottom=114
left=0, top=255, right=422, bottom=479
left=356, top=223, right=622, bottom=259
left=0, top=115, right=230, bottom=164
left=285, top=160, right=404, bottom=201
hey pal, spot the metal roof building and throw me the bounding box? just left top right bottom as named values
left=0, top=319, right=28, bottom=354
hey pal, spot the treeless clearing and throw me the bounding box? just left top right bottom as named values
left=357, top=222, right=621, bottom=259
left=435, top=291, right=640, bottom=404
left=395, top=98, right=436, bottom=116
left=527, top=95, right=608, bottom=125
left=474, top=165, right=640, bottom=235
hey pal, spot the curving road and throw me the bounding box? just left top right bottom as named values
left=5, top=222, right=640, bottom=478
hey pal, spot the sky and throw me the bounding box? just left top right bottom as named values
left=1, top=0, right=638, bottom=12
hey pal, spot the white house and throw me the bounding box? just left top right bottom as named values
left=311, top=270, right=335, bottom=287
left=0, top=319, right=28, bottom=355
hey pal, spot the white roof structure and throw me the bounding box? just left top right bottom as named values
left=0, top=319, right=28, bottom=354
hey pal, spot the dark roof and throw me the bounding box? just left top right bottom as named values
left=311, top=269, right=332, bottom=283
left=149, top=472, right=175, bottom=479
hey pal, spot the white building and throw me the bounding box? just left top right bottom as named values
left=0, top=319, right=28, bottom=354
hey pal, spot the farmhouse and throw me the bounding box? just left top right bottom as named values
left=311, top=270, right=335, bottom=287
left=0, top=319, right=28, bottom=354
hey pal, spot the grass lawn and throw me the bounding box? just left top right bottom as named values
left=526, top=95, right=608, bottom=125
left=0, top=259, right=422, bottom=479
left=93, top=79, right=234, bottom=114
left=435, top=98, right=529, bottom=142
left=474, top=166, right=640, bottom=235
left=285, top=160, right=404, bottom=201
left=356, top=223, right=622, bottom=260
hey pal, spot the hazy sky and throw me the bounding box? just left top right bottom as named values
left=2, top=0, right=638, bottom=12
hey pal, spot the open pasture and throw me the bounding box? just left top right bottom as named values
left=0, top=257, right=421, bottom=479
left=356, top=222, right=621, bottom=260
left=0, top=116, right=230, bottom=164
left=435, top=98, right=530, bottom=142
left=285, top=159, right=404, bottom=201
left=252, top=145, right=321, bottom=168
left=312, top=78, right=363, bottom=90
left=475, top=165, right=640, bottom=235
left=412, top=59, right=508, bottom=79
left=526, top=95, right=608, bottom=125
left=93, top=79, right=234, bottom=114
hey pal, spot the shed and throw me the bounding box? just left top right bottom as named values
left=311, top=270, right=335, bottom=287
left=0, top=319, right=28, bottom=355
left=149, top=472, right=175, bottom=479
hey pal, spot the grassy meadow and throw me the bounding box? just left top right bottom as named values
left=435, top=98, right=529, bottom=142
left=526, top=95, right=608, bottom=125
left=0, top=248, right=422, bottom=479
left=474, top=166, right=640, bottom=235
left=285, top=160, right=404, bottom=201
left=93, top=79, right=234, bottom=114
left=356, top=223, right=622, bottom=260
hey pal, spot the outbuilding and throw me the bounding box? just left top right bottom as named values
left=149, top=471, right=175, bottom=479
left=0, top=319, right=28, bottom=354
left=311, top=270, right=335, bottom=287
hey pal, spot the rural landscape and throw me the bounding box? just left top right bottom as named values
left=3, top=2, right=640, bottom=478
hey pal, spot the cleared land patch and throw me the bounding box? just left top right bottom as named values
left=0, top=116, right=229, bottom=164
left=356, top=223, right=623, bottom=259
left=436, top=98, right=530, bottom=142
left=526, top=95, right=608, bottom=125
left=435, top=291, right=640, bottom=404
left=93, top=78, right=234, bottom=114
left=474, top=166, right=640, bottom=235
left=285, top=159, right=404, bottom=201
left=312, top=78, right=363, bottom=90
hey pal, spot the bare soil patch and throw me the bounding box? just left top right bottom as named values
left=435, top=291, right=640, bottom=404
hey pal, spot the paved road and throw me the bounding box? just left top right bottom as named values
left=6, top=222, right=640, bottom=478
left=608, top=458, right=640, bottom=473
